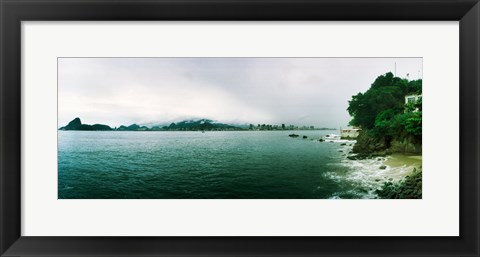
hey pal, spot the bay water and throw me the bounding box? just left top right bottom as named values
left=58, top=130, right=406, bottom=199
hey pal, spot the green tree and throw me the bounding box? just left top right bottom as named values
left=347, top=72, right=422, bottom=138
left=404, top=111, right=422, bottom=136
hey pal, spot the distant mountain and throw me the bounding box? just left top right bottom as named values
left=162, top=119, right=239, bottom=131
left=117, top=124, right=149, bottom=131
left=59, top=118, right=113, bottom=131
left=59, top=118, right=242, bottom=131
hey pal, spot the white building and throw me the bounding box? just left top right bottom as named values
left=340, top=128, right=361, bottom=139
left=405, top=94, right=422, bottom=104
left=405, top=94, right=422, bottom=112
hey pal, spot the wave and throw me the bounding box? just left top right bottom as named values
left=323, top=145, right=419, bottom=198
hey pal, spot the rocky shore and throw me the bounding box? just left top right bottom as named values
left=376, top=167, right=422, bottom=199
left=352, top=130, right=421, bottom=155
left=339, top=133, right=422, bottom=199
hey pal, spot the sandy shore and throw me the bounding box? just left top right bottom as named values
left=384, top=154, right=422, bottom=169
left=372, top=154, right=421, bottom=184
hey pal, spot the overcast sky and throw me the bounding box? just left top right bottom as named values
left=58, top=58, right=422, bottom=128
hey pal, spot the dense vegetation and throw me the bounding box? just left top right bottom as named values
left=347, top=72, right=422, bottom=154
left=376, top=168, right=422, bottom=199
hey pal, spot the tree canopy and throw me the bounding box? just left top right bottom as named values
left=347, top=72, right=422, bottom=138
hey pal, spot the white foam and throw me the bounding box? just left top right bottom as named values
left=324, top=154, right=418, bottom=199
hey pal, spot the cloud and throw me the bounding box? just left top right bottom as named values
left=58, top=57, right=422, bottom=128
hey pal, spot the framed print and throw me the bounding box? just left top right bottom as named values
left=55, top=57, right=425, bottom=200
left=0, top=0, right=479, bottom=256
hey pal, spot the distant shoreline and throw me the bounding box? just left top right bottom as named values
left=58, top=129, right=338, bottom=132
left=59, top=117, right=338, bottom=132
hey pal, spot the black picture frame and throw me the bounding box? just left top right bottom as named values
left=1, top=0, right=479, bottom=256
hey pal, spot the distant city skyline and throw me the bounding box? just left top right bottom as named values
left=58, top=57, right=422, bottom=128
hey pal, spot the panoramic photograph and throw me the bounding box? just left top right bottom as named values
left=58, top=57, right=422, bottom=199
